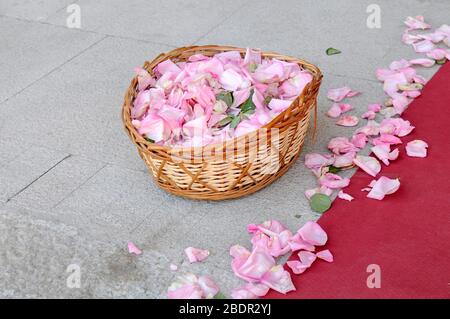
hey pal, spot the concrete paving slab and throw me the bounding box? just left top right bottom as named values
left=0, top=36, right=173, bottom=171
left=0, top=38, right=175, bottom=170
left=45, top=0, right=249, bottom=46
left=0, top=16, right=103, bottom=103
left=0, top=0, right=74, bottom=21
left=55, top=164, right=195, bottom=235
left=196, top=0, right=438, bottom=80
left=10, top=155, right=105, bottom=211
left=0, top=140, right=70, bottom=203
left=0, top=203, right=173, bottom=298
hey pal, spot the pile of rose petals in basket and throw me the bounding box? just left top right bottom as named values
left=131, top=49, right=313, bottom=147
left=166, top=220, right=332, bottom=299
left=304, top=16, right=447, bottom=210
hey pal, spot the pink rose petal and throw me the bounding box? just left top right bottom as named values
left=168, top=273, right=219, bottom=299
left=404, top=16, right=431, bottom=30
left=336, top=115, right=359, bottom=127
left=409, top=58, right=436, bottom=67
left=333, top=151, right=356, bottom=168
left=127, top=242, right=142, bottom=255
left=367, top=176, right=400, bottom=200
left=268, top=98, right=293, bottom=112
left=326, top=103, right=343, bottom=118
left=244, top=48, right=262, bottom=66
left=362, top=110, right=376, bottom=120
left=368, top=103, right=382, bottom=113
left=412, top=40, right=435, bottom=53
left=185, top=247, right=210, bottom=263
left=406, top=140, right=428, bottom=158
left=298, top=251, right=317, bottom=267
left=402, top=32, right=422, bottom=45
left=380, top=118, right=415, bottom=137
left=298, top=221, right=328, bottom=246
left=351, top=133, right=368, bottom=149
left=198, top=275, right=221, bottom=299
left=248, top=220, right=292, bottom=257
left=231, top=283, right=269, bottom=299
left=389, top=59, right=411, bottom=71
left=231, top=245, right=275, bottom=282
left=134, top=67, right=155, bottom=91
left=426, top=48, right=448, bottom=60
left=305, top=153, right=335, bottom=169
left=353, top=155, right=381, bottom=177
left=156, top=59, right=182, bottom=76
left=261, top=265, right=296, bottom=294
left=219, top=69, right=245, bottom=91
left=287, top=260, right=309, bottom=275
left=372, top=134, right=403, bottom=146
left=383, top=72, right=408, bottom=97
left=338, top=190, right=354, bottom=202
left=371, top=144, right=399, bottom=166
left=305, top=186, right=333, bottom=200
left=327, top=86, right=359, bottom=102
left=316, top=249, right=334, bottom=262
left=288, top=233, right=316, bottom=252
left=319, top=172, right=351, bottom=189
left=356, top=120, right=380, bottom=136
left=328, top=137, right=358, bottom=154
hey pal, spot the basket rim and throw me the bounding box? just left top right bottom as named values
left=122, top=45, right=323, bottom=154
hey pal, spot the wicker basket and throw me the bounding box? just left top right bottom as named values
left=122, top=45, right=322, bottom=200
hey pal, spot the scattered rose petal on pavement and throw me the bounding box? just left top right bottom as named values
left=327, top=86, right=359, bottom=102
left=337, top=115, right=359, bottom=127
left=168, top=273, right=220, bottom=299
left=185, top=247, right=210, bottom=263
left=127, top=242, right=142, bottom=255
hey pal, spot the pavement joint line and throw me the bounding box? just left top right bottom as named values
left=6, top=154, right=72, bottom=203
left=0, top=14, right=178, bottom=50
left=50, top=163, right=108, bottom=209
left=191, top=0, right=255, bottom=45
left=1, top=137, right=148, bottom=175
left=0, top=35, right=109, bottom=105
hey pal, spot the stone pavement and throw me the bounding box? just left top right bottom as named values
left=0, top=0, right=447, bottom=298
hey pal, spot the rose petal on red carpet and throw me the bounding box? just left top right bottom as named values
left=266, top=62, right=450, bottom=299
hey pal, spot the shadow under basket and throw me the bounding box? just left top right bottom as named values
left=122, top=45, right=323, bottom=200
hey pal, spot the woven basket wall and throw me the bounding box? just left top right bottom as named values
left=122, top=45, right=322, bottom=200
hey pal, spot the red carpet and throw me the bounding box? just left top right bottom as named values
left=266, top=63, right=450, bottom=299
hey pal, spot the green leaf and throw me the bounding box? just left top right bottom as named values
left=327, top=165, right=342, bottom=174
left=216, top=116, right=233, bottom=128
left=436, top=58, right=447, bottom=65
left=294, top=214, right=302, bottom=219
left=230, top=115, right=241, bottom=129
left=310, top=193, right=332, bottom=214
left=249, top=62, right=258, bottom=72
left=241, top=109, right=255, bottom=120
left=326, top=47, right=342, bottom=56
left=144, top=137, right=155, bottom=143
left=240, top=90, right=256, bottom=113
left=214, top=292, right=226, bottom=299
left=216, top=91, right=234, bottom=107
